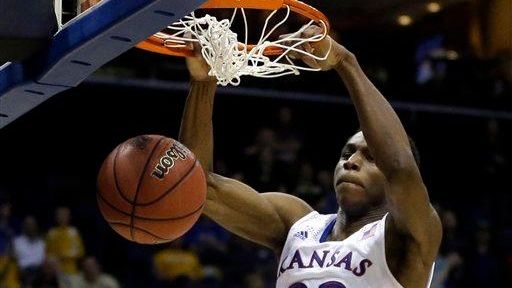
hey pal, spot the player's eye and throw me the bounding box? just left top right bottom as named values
left=341, top=151, right=352, bottom=159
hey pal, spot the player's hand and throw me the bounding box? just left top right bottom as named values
left=80, top=0, right=102, bottom=12
left=185, top=41, right=216, bottom=82
left=282, top=25, right=353, bottom=71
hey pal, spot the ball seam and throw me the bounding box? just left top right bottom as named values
left=129, top=136, right=166, bottom=241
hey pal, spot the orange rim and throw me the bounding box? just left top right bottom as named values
left=136, top=0, right=329, bottom=57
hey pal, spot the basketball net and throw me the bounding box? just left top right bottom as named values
left=158, top=6, right=331, bottom=86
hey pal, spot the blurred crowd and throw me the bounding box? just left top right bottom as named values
left=0, top=205, right=120, bottom=288
left=0, top=205, right=119, bottom=288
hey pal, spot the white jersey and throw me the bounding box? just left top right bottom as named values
left=276, top=211, right=434, bottom=288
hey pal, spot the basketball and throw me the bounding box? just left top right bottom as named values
left=97, top=135, right=206, bottom=244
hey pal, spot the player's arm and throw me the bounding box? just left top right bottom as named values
left=178, top=54, right=313, bottom=251
left=334, top=43, right=441, bottom=264
left=300, top=26, right=441, bottom=263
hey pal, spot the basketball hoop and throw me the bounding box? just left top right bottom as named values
left=136, top=0, right=331, bottom=86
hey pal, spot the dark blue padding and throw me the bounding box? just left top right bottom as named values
left=0, top=0, right=206, bottom=128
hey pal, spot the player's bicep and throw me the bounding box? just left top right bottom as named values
left=263, top=192, right=314, bottom=233
left=204, top=173, right=313, bottom=251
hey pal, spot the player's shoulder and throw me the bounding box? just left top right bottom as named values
left=295, top=210, right=335, bottom=225
left=287, top=210, right=337, bottom=237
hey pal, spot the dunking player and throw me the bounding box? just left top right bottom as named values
left=178, top=25, right=442, bottom=288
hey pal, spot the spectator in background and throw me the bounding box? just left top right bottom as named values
left=186, top=218, right=229, bottom=267
left=71, top=256, right=119, bottom=288
left=32, top=256, right=72, bottom=288
left=489, top=53, right=512, bottom=107
left=293, top=162, right=322, bottom=207
left=432, top=253, right=462, bottom=288
left=465, top=221, right=499, bottom=287
left=0, top=254, right=19, bottom=288
left=222, top=236, right=276, bottom=288
left=440, top=209, right=464, bottom=254
left=0, top=201, right=20, bottom=288
left=274, top=107, right=303, bottom=156
left=275, top=136, right=302, bottom=189
left=315, top=170, right=337, bottom=214
left=0, top=201, right=17, bottom=255
left=13, top=215, right=45, bottom=286
left=244, top=128, right=277, bottom=157
left=244, top=271, right=266, bottom=288
left=274, top=107, right=301, bottom=143
left=185, top=218, right=228, bottom=287
left=153, top=238, right=203, bottom=288
left=243, top=128, right=281, bottom=190
left=46, top=207, right=85, bottom=275
left=482, top=119, right=507, bottom=175
left=432, top=207, right=463, bottom=288
left=274, top=107, right=302, bottom=188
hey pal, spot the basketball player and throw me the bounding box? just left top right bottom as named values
left=178, top=25, right=442, bottom=288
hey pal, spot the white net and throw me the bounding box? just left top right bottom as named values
left=156, top=6, right=330, bottom=86
left=54, top=0, right=63, bottom=28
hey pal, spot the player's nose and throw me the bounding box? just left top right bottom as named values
left=343, top=153, right=361, bottom=171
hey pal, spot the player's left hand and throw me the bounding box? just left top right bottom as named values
left=281, top=25, right=352, bottom=71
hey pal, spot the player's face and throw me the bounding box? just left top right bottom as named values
left=333, top=131, right=387, bottom=217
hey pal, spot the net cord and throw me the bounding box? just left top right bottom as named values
left=161, top=6, right=331, bottom=86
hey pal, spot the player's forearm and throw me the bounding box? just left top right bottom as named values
left=335, top=54, right=415, bottom=177
left=178, top=80, right=217, bottom=172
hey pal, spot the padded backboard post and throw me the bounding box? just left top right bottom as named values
left=0, top=0, right=207, bottom=129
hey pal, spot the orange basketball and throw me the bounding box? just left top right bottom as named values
left=97, top=135, right=206, bottom=244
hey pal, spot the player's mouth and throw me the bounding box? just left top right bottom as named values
left=335, top=176, right=364, bottom=189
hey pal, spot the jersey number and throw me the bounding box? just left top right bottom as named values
left=289, top=281, right=346, bottom=288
